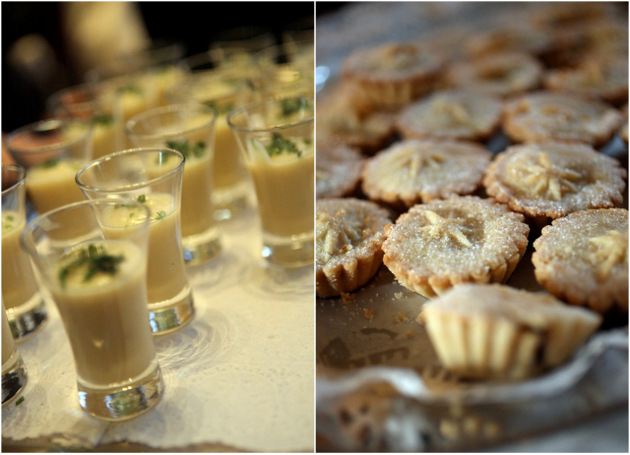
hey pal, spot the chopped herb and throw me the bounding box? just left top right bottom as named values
left=38, top=158, right=60, bottom=169
left=165, top=139, right=206, bottom=160
left=58, top=244, right=125, bottom=289
left=118, top=85, right=142, bottom=95
left=202, top=100, right=234, bottom=116
left=129, top=212, right=136, bottom=218
left=265, top=133, right=301, bottom=157
left=155, top=210, right=166, bottom=220
left=92, top=113, right=113, bottom=126
left=137, top=194, right=147, bottom=203
left=7, top=215, right=14, bottom=221
left=280, top=99, right=303, bottom=117
left=15, top=396, right=24, bottom=406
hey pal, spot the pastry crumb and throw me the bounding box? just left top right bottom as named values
left=395, top=311, right=409, bottom=322
left=363, top=308, right=375, bottom=320
left=394, top=291, right=404, bottom=299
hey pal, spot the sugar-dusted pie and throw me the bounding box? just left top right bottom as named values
left=316, top=142, right=365, bottom=199
left=382, top=196, right=529, bottom=298
left=361, top=139, right=492, bottom=208
left=465, top=25, right=553, bottom=59
left=316, top=198, right=391, bottom=298
left=532, top=208, right=628, bottom=314
left=483, top=142, right=627, bottom=220
left=396, top=90, right=502, bottom=142
left=543, top=58, right=628, bottom=107
left=317, top=81, right=397, bottom=154
left=342, top=42, right=444, bottom=110
left=446, top=52, right=543, bottom=98
left=502, top=91, right=623, bottom=146
left=419, top=283, right=602, bottom=379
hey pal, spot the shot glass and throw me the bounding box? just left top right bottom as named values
left=76, top=148, right=194, bottom=334
left=21, top=199, right=163, bottom=420
left=1, top=165, right=47, bottom=340
left=4, top=118, right=93, bottom=215
left=2, top=303, right=28, bottom=407
left=228, top=96, right=314, bottom=267
left=126, top=103, right=221, bottom=264
left=46, top=82, right=118, bottom=159
left=167, top=71, right=254, bottom=221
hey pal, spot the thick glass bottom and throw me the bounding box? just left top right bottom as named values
left=5, top=294, right=47, bottom=341
left=2, top=352, right=27, bottom=406
left=148, top=286, right=195, bottom=335
left=261, top=230, right=314, bottom=268
left=182, top=227, right=222, bottom=266
left=77, top=362, right=164, bottom=421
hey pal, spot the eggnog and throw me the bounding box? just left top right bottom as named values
left=246, top=136, right=314, bottom=237
left=49, top=240, right=156, bottom=386
left=25, top=159, right=86, bottom=214
left=2, top=211, right=39, bottom=311
left=103, top=193, right=189, bottom=304
left=2, top=306, right=16, bottom=368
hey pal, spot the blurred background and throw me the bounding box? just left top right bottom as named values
left=2, top=1, right=314, bottom=132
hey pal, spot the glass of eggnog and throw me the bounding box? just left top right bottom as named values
left=76, top=148, right=194, bottom=335
left=20, top=199, right=164, bottom=420
left=1, top=165, right=47, bottom=340
left=228, top=96, right=314, bottom=268
left=167, top=70, right=255, bottom=221
left=46, top=82, right=118, bottom=160
left=2, top=303, right=28, bottom=407
left=4, top=118, right=93, bottom=216
left=125, top=103, right=222, bottom=264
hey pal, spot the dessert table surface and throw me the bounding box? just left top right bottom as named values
left=2, top=188, right=315, bottom=452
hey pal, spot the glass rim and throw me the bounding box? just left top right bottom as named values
left=20, top=197, right=152, bottom=257
left=46, top=82, right=102, bottom=116
left=227, top=96, right=314, bottom=134
left=75, top=147, right=185, bottom=194
left=125, top=102, right=217, bottom=142
left=4, top=118, right=93, bottom=155
left=1, top=164, right=26, bottom=196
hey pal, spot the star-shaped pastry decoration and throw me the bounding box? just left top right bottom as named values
left=420, top=210, right=474, bottom=247
left=317, top=209, right=363, bottom=261
left=390, top=147, right=445, bottom=178
left=522, top=152, right=582, bottom=201
left=432, top=98, right=472, bottom=125
left=589, top=229, right=627, bottom=280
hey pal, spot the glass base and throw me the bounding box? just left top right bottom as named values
left=182, top=227, right=222, bottom=266
left=77, top=363, right=164, bottom=421
left=148, top=286, right=195, bottom=335
left=213, top=185, right=249, bottom=222
left=5, top=294, right=47, bottom=341
left=2, top=352, right=27, bottom=407
left=261, top=231, right=314, bottom=268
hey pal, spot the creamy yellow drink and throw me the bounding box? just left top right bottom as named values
left=49, top=240, right=156, bottom=386
left=103, top=193, right=189, bottom=303
left=2, top=211, right=39, bottom=311
left=91, top=115, right=117, bottom=159
left=246, top=135, right=314, bottom=237
left=2, top=306, right=16, bottom=367
left=214, top=114, right=246, bottom=190
left=25, top=159, right=85, bottom=215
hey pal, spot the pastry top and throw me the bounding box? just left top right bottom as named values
left=465, top=26, right=553, bottom=58
left=316, top=142, right=365, bottom=199
left=316, top=198, right=390, bottom=270
left=343, top=42, right=443, bottom=83
left=361, top=139, right=492, bottom=207
left=502, top=91, right=623, bottom=146
left=396, top=90, right=502, bottom=142
left=421, top=283, right=602, bottom=330
left=483, top=142, right=627, bottom=219
left=446, top=52, right=543, bottom=98
left=383, top=196, right=529, bottom=278
left=532, top=208, right=629, bottom=313
left=543, top=58, right=628, bottom=106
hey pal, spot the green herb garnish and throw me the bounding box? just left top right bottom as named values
left=15, top=396, right=24, bottom=406
left=58, top=244, right=125, bottom=289
left=137, top=194, right=147, bottom=203
left=92, top=113, right=114, bottom=126
left=118, top=84, right=142, bottom=95
left=280, top=99, right=303, bottom=117
left=203, top=100, right=234, bottom=116
left=38, top=158, right=61, bottom=169
left=155, top=210, right=166, bottom=220
left=265, top=132, right=302, bottom=157
left=165, top=139, right=206, bottom=160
